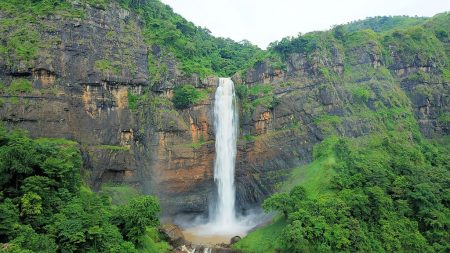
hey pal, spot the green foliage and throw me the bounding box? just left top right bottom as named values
left=127, top=91, right=145, bottom=111
left=443, top=67, right=450, bottom=82
left=314, top=115, right=343, bottom=135
left=236, top=84, right=276, bottom=113
left=84, top=0, right=110, bottom=9
left=6, top=28, right=39, bottom=63
left=7, top=79, right=32, bottom=94
left=172, top=85, right=208, bottom=109
left=0, top=0, right=84, bottom=66
left=254, top=133, right=449, bottom=252
left=0, top=199, right=19, bottom=240
left=95, top=145, right=130, bottom=151
left=351, top=86, right=371, bottom=102
left=232, top=218, right=287, bottom=253
left=438, top=113, right=450, bottom=124
left=117, top=0, right=265, bottom=77
left=9, top=224, right=57, bottom=253
left=0, top=126, right=165, bottom=252
left=263, top=186, right=307, bottom=218
left=20, top=192, right=42, bottom=217
left=268, top=31, right=338, bottom=60
left=346, top=16, right=429, bottom=33
left=382, top=26, right=447, bottom=69
left=137, top=227, right=171, bottom=253
left=112, top=196, right=160, bottom=245
left=95, top=59, right=120, bottom=74
left=100, top=184, right=140, bottom=206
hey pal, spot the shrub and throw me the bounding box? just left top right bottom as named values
left=95, top=59, right=120, bottom=74
left=8, top=79, right=33, bottom=94
left=128, top=91, right=140, bottom=110
left=172, top=85, right=207, bottom=109
left=112, top=196, right=160, bottom=245
left=351, top=86, right=371, bottom=102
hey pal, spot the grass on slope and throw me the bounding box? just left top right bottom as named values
left=233, top=143, right=338, bottom=253
left=100, top=183, right=140, bottom=205
left=232, top=218, right=287, bottom=253
left=138, top=227, right=171, bottom=253
left=282, top=155, right=336, bottom=198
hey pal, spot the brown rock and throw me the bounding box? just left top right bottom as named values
left=161, top=223, right=186, bottom=247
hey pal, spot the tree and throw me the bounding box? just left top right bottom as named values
left=0, top=198, right=19, bottom=242
left=172, top=85, right=207, bottom=109
left=112, top=196, right=160, bottom=245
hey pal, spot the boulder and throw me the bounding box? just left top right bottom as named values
left=161, top=223, right=186, bottom=247
left=230, top=236, right=241, bottom=244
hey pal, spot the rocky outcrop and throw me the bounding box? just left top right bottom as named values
left=230, top=33, right=449, bottom=209
left=0, top=2, right=151, bottom=190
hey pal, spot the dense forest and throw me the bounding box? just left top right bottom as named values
left=0, top=126, right=170, bottom=252
left=0, top=0, right=449, bottom=252
left=235, top=132, right=449, bottom=252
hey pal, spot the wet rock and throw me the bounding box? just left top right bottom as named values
left=230, top=236, right=241, bottom=244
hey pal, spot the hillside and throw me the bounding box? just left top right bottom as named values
left=0, top=0, right=449, bottom=252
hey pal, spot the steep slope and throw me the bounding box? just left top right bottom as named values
left=233, top=13, right=450, bottom=253
left=230, top=12, right=449, bottom=209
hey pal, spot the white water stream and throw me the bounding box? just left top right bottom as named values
left=181, top=78, right=267, bottom=245
left=210, top=77, right=238, bottom=227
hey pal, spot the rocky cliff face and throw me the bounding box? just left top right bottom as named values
left=1, top=2, right=448, bottom=218
left=0, top=1, right=217, bottom=216
left=231, top=27, right=449, bottom=209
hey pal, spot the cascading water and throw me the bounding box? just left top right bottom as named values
left=181, top=78, right=267, bottom=246
left=210, top=77, right=238, bottom=228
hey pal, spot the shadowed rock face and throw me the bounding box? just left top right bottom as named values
left=0, top=2, right=448, bottom=218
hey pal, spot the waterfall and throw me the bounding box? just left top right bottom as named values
left=211, top=77, right=238, bottom=227
left=181, top=78, right=265, bottom=244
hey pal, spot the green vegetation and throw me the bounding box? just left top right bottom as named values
left=265, top=13, right=449, bottom=84
left=382, top=26, right=447, bottom=69
left=116, top=0, right=269, bottom=78
left=0, top=0, right=84, bottom=66
left=138, top=227, right=171, bottom=253
left=238, top=131, right=449, bottom=252
left=172, top=84, right=208, bottom=109
left=438, top=113, right=450, bottom=124
left=0, top=126, right=167, bottom=252
left=100, top=184, right=139, bottom=205
left=7, top=78, right=33, bottom=94
left=351, top=86, right=372, bottom=102
left=314, top=115, right=343, bottom=135
left=128, top=91, right=142, bottom=111
left=236, top=84, right=276, bottom=112
left=233, top=218, right=287, bottom=253
left=345, top=16, right=429, bottom=33
left=95, top=144, right=130, bottom=151
left=95, top=59, right=121, bottom=74
left=268, top=31, right=339, bottom=61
